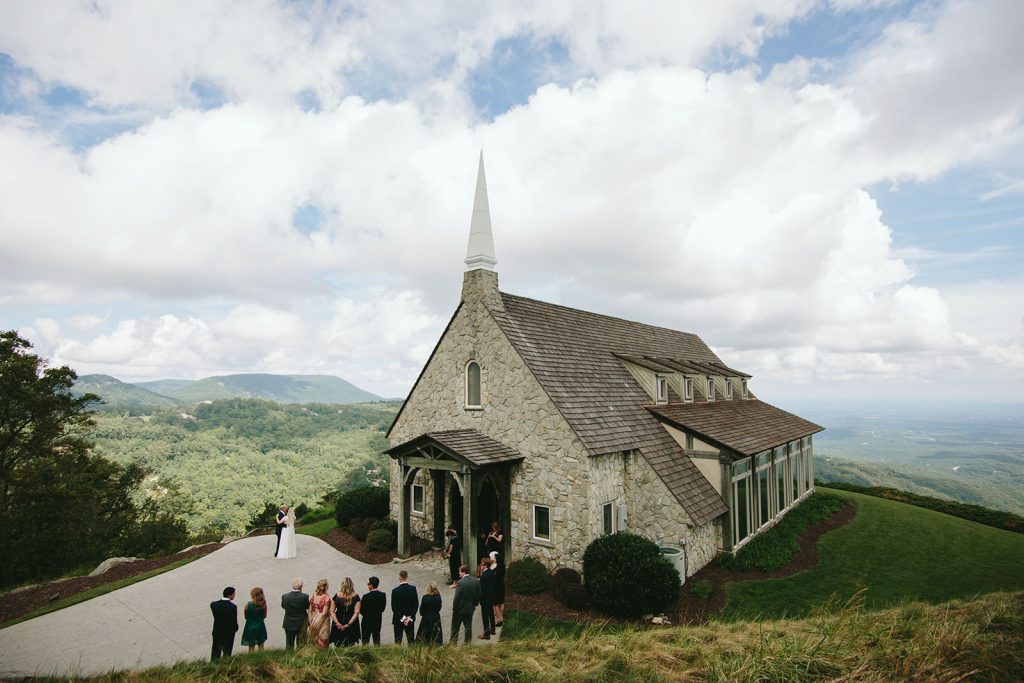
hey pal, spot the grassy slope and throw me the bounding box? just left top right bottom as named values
left=724, top=487, right=1024, bottom=620
left=75, top=592, right=1024, bottom=682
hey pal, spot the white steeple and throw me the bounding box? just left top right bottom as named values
left=464, top=152, right=497, bottom=272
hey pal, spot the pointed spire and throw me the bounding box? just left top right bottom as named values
left=464, top=151, right=497, bottom=272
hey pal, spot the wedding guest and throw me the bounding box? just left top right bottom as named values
left=490, top=550, right=506, bottom=627
left=281, top=577, right=310, bottom=651
left=484, top=521, right=504, bottom=560
left=416, top=581, right=443, bottom=644
left=478, top=557, right=497, bottom=639
left=330, top=577, right=362, bottom=646
left=210, top=586, right=238, bottom=660
left=360, top=576, right=387, bottom=645
left=391, top=570, right=418, bottom=645
left=445, top=525, right=461, bottom=587
left=307, top=579, right=332, bottom=649
left=449, top=565, right=480, bottom=644
left=240, top=586, right=268, bottom=653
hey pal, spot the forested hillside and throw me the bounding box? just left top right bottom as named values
left=92, top=399, right=400, bottom=534
left=134, top=373, right=383, bottom=404
left=75, top=374, right=183, bottom=410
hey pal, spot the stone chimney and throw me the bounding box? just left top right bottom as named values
left=462, top=152, right=503, bottom=311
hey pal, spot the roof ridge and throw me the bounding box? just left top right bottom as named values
left=499, top=291, right=703, bottom=340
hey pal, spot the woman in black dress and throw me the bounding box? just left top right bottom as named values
left=489, top=550, right=506, bottom=627
left=330, top=577, right=362, bottom=646
left=415, top=581, right=443, bottom=644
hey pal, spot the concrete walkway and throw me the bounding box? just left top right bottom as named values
left=0, top=534, right=494, bottom=679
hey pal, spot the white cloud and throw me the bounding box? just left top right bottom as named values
left=1, top=0, right=1022, bottom=400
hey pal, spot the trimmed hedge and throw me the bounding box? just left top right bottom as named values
left=583, top=533, right=680, bottom=618
left=507, top=557, right=548, bottom=595
left=718, top=491, right=846, bottom=572
left=349, top=517, right=376, bottom=542
left=550, top=567, right=582, bottom=605
left=366, top=528, right=395, bottom=552
left=335, top=485, right=389, bottom=527
left=819, top=481, right=1023, bottom=534
left=370, top=518, right=398, bottom=537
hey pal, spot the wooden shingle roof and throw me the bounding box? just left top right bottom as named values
left=647, top=400, right=824, bottom=457
left=491, top=293, right=729, bottom=525
left=386, top=429, right=524, bottom=467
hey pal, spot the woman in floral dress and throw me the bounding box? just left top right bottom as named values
left=307, top=579, right=333, bottom=648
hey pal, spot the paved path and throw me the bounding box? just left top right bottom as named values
left=0, top=535, right=494, bottom=679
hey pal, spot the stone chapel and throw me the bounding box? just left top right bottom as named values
left=386, top=156, right=824, bottom=576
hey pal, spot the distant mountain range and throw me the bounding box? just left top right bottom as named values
left=74, top=373, right=383, bottom=408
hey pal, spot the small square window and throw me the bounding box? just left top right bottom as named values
left=602, top=502, right=614, bottom=535
left=533, top=504, right=550, bottom=542
left=411, top=483, right=424, bottom=514
left=656, top=376, right=668, bottom=404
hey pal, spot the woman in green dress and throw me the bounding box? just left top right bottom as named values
left=241, top=586, right=268, bottom=653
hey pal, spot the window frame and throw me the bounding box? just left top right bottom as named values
left=741, top=379, right=748, bottom=398
left=707, top=376, right=715, bottom=401
left=531, top=503, right=552, bottom=544
left=410, top=482, right=425, bottom=516
left=731, top=457, right=753, bottom=548
left=726, top=380, right=734, bottom=399
left=602, top=502, right=615, bottom=535
left=464, top=360, right=482, bottom=409
left=655, top=375, right=669, bottom=404
left=684, top=377, right=693, bottom=401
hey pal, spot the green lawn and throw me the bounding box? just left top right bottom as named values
left=723, top=487, right=1024, bottom=620
left=296, top=518, right=336, bottom=538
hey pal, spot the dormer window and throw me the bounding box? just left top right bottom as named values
left=465, top=360, right=482, bottom=408
left=726, top=380, right=734, bottom=399
left=656, top=376, right=669, bottom=404
left=684, top=377, right=693, bottom=402
left=741, top=379, right=748, bottom=398
left=707, top=377, right=715, bottom=401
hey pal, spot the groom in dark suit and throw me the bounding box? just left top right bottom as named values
left=274, top=504, right=288, bottom=557
left=210, top=586, right=238, bottom=660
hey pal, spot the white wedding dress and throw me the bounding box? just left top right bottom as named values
left=277, top=512, right=297, bottom=559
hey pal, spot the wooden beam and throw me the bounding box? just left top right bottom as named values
left=402, top=456, right=464, bottom=473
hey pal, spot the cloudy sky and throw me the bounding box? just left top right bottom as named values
left=1, top=0, right=1022, bottom=404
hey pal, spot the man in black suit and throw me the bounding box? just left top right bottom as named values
left=478, top=557, right=497, bottom=639
left=390, top=570, right=418, bottom=645
left=280, top=577, right=310, bottom=650
left=445, top=525, right=461, bottom=586
left=209, top=586, right=238, bottom=660
left=360, top=576, right=387, bottom=645
left=450, top=565, right=480, bottom=644
left=274, top=504, right=288, bottom=557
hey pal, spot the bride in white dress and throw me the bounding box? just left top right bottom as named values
left=277, top=507, right=297, bottom=559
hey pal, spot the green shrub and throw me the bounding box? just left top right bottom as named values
left=561, top=582, right=591, bottom=610
left=335, top=485, right=389, bottom=527
left=366, top=528, right=395, bottom=552
left=369, top=518, right=397, bottom=537
left=719, top=492, right=846, bottom=572
left=349, top=517, right=376, bottom=542
left=294, top=503, right=310, bottom=520
left=690, top=580, right=713, bottom=602
left=583, top=533, right=680, bottom=618
left=550, top=566, right=582, bottom=604
left=507, top=557, right=549, bottom=595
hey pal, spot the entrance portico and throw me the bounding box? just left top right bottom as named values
left=386, top=429, right=522, bottom=566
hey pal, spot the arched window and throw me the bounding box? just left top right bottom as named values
left=465, top=360, right=481, bottom=408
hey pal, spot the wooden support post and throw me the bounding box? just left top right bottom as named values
left=463, top=470, right=476, bottom=569
left=397, top=463, right=411, bottom=558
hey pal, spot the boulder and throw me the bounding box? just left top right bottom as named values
left=89, top=557, right=140, bottom=577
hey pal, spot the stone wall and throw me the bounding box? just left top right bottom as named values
left=587, top=452, right=627, bottom=539
left=624, top=451, right=718, bottom=576
left=389, top=295, right=592, bottom=568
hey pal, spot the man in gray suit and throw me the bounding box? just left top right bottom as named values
left=281, top=577, right=310, bottom=650
left=449, top=565, right=481, bottom=644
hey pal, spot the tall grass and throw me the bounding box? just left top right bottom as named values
left=73, top=591, right=1022, bottom=682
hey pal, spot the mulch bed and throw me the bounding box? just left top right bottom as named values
left=318, top=528, right=434, bottom=565
left=0, top=543, right=223, bottom=626
left=506, top=498, right=858, bottom=627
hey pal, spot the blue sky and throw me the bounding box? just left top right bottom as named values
left=0, top=0, right=1021, bottom=401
